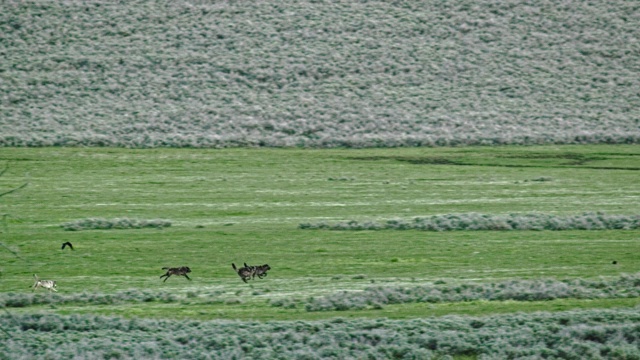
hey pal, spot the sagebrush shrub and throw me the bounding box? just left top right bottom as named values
left=3, top=308, right=640, bottom=359
left=61, top=218, right=172, bottom=231
left=2, top=1, right=639, bottom=149
left=299, top=212, right=640, bottom=232
left=287, top=273, right=640, bottom=312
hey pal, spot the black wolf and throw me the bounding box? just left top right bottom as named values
left=248, top=263, right=271, bottom=279
left=160, top=266, right=191, bottom=282
left=234, top=263, right=271, bottom=282
left=232, top=263, right=253, bottom=283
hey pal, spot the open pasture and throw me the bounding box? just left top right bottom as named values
left=1, top=145, right=639, bottom=321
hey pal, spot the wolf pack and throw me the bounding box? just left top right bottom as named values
left=231, top=263, right=271, bottom=283
left=32, top=262, right=271, bottom=292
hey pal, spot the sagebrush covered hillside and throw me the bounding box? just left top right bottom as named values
left=2, top=0, right=639, bottom=148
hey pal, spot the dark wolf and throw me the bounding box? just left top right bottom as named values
left=249, top=263, right=271, bottom=279
left=232, top=263, right=254, bottom=283
left=239, top=262, right=271, bottom=280
left=160, top=266, right=191, bottom=282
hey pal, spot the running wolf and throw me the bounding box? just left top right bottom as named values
left=160, top=266, right=192, bottom=282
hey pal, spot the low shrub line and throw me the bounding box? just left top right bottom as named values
left=0, top=289, right=181, bottom=308
left=61, top=218, right=172, bottom=231
left=2, top=308, right=639, bottom=359
left=269, top=273, right=640, bottom=312
left=3, top=133, right=640, bottom=149
left=4, top=273, right=639, bottom=310
left=299, top=212, right=640, bottom=231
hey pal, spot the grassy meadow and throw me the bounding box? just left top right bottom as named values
left=1, top=145, right=639, bottom=314
left=1, top=145, right=639, bottom=358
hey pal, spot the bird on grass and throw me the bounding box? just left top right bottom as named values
left=61, top=241, right=74, bottom=250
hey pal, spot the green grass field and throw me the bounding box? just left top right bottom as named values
left=1, top=145, right=639, bottom=321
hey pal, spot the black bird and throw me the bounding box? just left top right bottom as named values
left=61, top=241, right=74, bottom=250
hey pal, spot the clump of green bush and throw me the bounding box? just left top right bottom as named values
left=61, top=218, right=172, bottom=231
left=269, top=273, right=640, bottom=312
left=299, top=212, right=640, bottom=231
